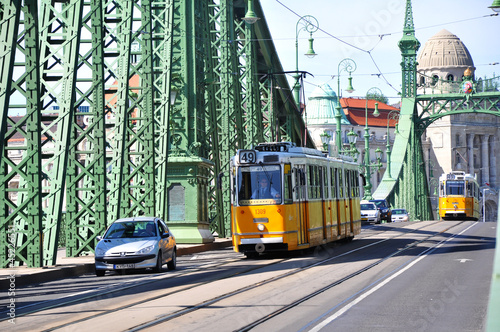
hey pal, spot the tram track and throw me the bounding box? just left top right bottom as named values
left=2, top=220, right=466, bottom=331
left=105, top=221, right=465, bottom=332
left=0, top=256, right=243, bottom=322
left=236, top=220, right=469, bottom=332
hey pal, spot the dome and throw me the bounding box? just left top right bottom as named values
left=417, top=29, right=474, bottom=69
left=305, top=83, right=351, bottom=125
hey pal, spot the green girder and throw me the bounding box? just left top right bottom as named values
left=5, top=0, right=498, bottom=267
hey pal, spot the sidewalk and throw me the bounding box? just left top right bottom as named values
left=0, top=238, right=233, bottom=289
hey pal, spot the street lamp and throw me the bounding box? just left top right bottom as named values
left=293, top=15, right=319, bottom=111
left=489, top=0, right=500, bottom=12
left=335, top=58, right=357, bottom=155
left=385, top=110, right=399, bottom=179
left=320, top=131, right=331, bottom=152
left=339, top=128, right=359, bottom=160
left=242, top=0, right=260, bottom=24
left=361, top=87, right=383, bottom=200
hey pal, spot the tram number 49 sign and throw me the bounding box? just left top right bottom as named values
left=239, top=150, right=256, bottom=164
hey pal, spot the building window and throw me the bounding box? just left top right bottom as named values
left=420, top=76, right=425, bottom=85
left=447, top=74, right=454, bottom=82
left=455, top=134, right=460, bottom=146
left=432, top=75, right=439, bottom=86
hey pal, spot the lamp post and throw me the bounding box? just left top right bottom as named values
left=361, top=87, right=383, bottom=200
left=385, top=110, right=399, bottom=179
left=335, top=58, right=356, bottom=155
left=489, top=0, right=500, bottom=12
left=293, top=15, right=319, bottom=111
left=320, top=131, right=331, bottom=152
left=346, top=128, right=358, bottom=158
left=242, top=0, right=260, bottom=24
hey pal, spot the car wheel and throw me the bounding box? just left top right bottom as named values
left=95, top=268, right=105, bottom=277
left=167, top=250, right=177, bottom=270
left=153, top=251, right=163, bottom=273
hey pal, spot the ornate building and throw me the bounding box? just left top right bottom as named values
left=417, top=29, right=499, bottom=220
left=304, top=83, right=398, bottom=199
left=305, top=29, right=499, bottom=220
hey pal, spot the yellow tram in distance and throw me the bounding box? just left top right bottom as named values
left=230, top=142, right=361, bottom=257
left=438, top=171, right=480, bottom=221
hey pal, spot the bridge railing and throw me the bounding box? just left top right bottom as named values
left=486, top=194, right=500, bottom=331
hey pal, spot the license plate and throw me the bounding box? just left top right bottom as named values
left=114, top=264, right=135, bottom=269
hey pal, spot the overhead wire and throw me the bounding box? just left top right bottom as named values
left=273, top=0, right=499, bottom=95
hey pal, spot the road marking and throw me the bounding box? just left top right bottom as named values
left=455, top=258, right=472, bottom=263
left=308, top=222, right=478, bottom=332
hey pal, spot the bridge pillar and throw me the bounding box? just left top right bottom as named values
left=166, top=157, right=214, bottom=244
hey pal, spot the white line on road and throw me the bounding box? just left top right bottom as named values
left=308, top=222, right=478, bottom=332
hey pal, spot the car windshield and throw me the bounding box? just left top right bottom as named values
left=371, top=201, right=387, bottom=208
left=361, top=204, right=376, bottom=210
left=392, top=209, right=406, bottom=214
left=104, top=221, right=157, bottom=239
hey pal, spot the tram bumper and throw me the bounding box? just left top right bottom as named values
left=238, top=237, right=287, bottom=253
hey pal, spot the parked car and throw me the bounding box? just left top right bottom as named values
left=361, top=201, right=381, bottom=223
left=370, top=199, right=392, bottom=222
left=391, top=209, right=410, bottom=222
left=94, top=217, right=176, bottom=276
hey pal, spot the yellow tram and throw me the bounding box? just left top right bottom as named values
left=230, top=142, right=361, bottom=257
left=438, top=171, right=480, bottom=221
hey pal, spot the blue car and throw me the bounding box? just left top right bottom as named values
left=94, top=217, right=176, bottom=276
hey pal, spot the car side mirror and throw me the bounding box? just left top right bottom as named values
left=96, top=235, right=103, bottom=241
left=162, top=232, right=170, bottom=239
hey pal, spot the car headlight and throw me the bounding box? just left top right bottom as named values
left=96, top=248, right=106, bottom=256
left=136, top=245, right=154, bottom=255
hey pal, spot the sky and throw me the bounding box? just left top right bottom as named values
left=259, top=0, right=500, bottom=105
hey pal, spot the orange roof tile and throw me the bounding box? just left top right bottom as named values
left=340, top=98, right=400, bottom=127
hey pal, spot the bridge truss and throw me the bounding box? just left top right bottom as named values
left=0, top=0, right=312, bottom=268
left=374, top=1, right=500, bottom=221
left=2, top=0, right=499, bottom=268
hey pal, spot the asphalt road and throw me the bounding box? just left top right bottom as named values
left=0, top=220, right=495, bottom=332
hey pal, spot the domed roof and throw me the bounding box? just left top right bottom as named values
left=417, top=29, right=474, bottom=69
left=305, top=83, right=350, bottom=125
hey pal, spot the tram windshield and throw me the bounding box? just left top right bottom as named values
left=237, top=165, right=282, bottom=205
left=446, top=180, right=464, bottom=195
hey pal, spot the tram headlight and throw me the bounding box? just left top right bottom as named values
left=257, top=223, right=265, bottom=231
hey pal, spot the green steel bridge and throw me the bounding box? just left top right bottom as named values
left=1, top=0, right=500, bottom=329
left=1, top=0, right=500, bottom=291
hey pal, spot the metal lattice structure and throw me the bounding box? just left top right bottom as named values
left=4, top=0, right=497, bottom=268
left=373, top=0, right=500, bottom=222
left=0, top=0, right=312, bottom=268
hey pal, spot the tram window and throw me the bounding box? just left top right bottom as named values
left=446, top=180, right=464, bottom=195
left=231, top=167, right=236, bottom=204
left=346, top=171, right=351, bottom=198
left=294, top=166, right=306, bottom=200
left=309, top=165, right=321, bottom=199
left=284, top=164, right=293, bottom=204
left=338, top=169, right=344, bottom=198
left=467, top=183, right=472, bottom=197
left=330, top=167, right=336, bottom=199
left=237, top=165, right=282, bottom=205
left=324, top=167, right=329, bottom=198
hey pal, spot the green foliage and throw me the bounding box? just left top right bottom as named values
left=366, top=92, right=388, bottom=104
